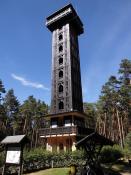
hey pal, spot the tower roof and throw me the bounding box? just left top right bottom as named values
left=46, top=4, right=84, bottom=35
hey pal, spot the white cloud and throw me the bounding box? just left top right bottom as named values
left=11, top=73, right=49, bottom=91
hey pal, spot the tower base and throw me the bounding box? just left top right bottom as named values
left=39, top=111, right=94, bottom=152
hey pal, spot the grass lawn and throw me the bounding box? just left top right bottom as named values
left=25, top=168, right=70, bottom=175
left=25, top=161, right=131, bottom=175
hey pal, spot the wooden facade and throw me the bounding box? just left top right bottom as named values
left=39, top=112, right=93, bottom=151
left=39, top=4, right=89, bottom=151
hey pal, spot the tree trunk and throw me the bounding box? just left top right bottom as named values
left=120, top=116, right=125, bottom=147
left=31, top=128, right=35, bottom=148
left=35, top=130, right=38, bottom=148
left=116, top=109, right=124, bottom=148
left=103, top=113, right=107, bottom=137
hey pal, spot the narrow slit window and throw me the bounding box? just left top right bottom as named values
left=59, top=85, right=63, bottom=93
left=59, top=57, right=63, bottom=65
left=59, top=45, right=63, bottom=52
left=59, top=101, right=64, bottom=109
left=59, top=70, right=63, bottom=78
left=59, top=34, right=63, bottom=41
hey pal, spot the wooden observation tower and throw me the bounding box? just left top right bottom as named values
left=39, top=4, right=92, bottom=152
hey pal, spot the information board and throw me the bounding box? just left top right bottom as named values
left=6, top=147, right=21, bottom=164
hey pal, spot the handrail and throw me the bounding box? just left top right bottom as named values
left=39, top=126, right=77, bottom=136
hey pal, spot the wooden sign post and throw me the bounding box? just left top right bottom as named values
left=1, top=135, right=29, bottom=175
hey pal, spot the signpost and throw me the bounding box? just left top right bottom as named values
left=1, top=135, right=29, bottom=175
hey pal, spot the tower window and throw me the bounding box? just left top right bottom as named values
left=59, top=101, right=64, bottom=110
left=59, top=57, right=63, bottom=65
left=59, top=45, right=63, bottom=52
left=59, top=84, right=63, bottom=93
left=59, top=34, right=63, bottom=41
left=59, top=70, right=63, bottom=78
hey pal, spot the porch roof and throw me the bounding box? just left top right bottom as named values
left=76, top=132, right=114, bottom=147
left=45, top=111, right=87, bottom=119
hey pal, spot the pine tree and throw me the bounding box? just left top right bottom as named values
left=0, top=79, right=6, bottom=104
left=83, top=102, right=97, bottom=129
left=0, top=79, right=6, bottom=140
left=96, top=59, right=131, bottom=147
left=118, top=59, right=131, bottom=138
left=20, top=96, right=48, bottom=148
left=3, top=89, right=20, bottom=135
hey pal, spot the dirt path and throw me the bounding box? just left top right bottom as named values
left=120, top=169, right=131, bottom=175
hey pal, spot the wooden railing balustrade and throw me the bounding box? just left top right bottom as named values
left=39, top=126, right=94, bottom=136
left=39, top=126, right=77, bottom=136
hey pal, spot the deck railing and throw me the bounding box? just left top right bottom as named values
left=39, top=126, right=77, bottom=136
left=39, top=126, right=93, bottom=136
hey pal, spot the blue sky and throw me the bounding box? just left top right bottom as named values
left=0, top=0, right=131, bottom=105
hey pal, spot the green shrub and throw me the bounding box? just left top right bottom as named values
left=123, top=147, right=131, bottom=160
left=100, top=145, right=123, bottom=163
left=23, top=148, right=86, bottom=173
left=124, top=132, right=131, bottom=159
left=23, top=148, right=52, bottom=172
left=125, top=132, right=131, bottom=149
left=0, top=152, right=4, bottom=167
